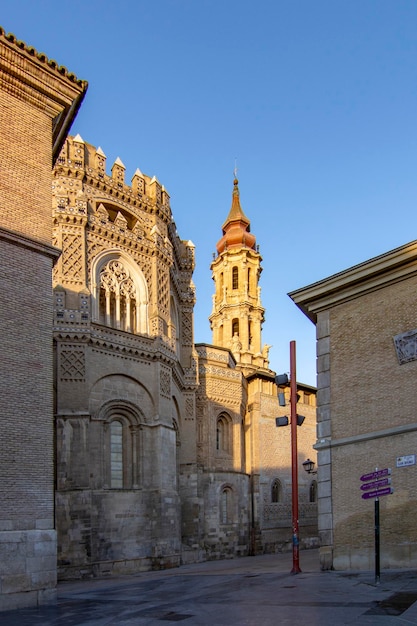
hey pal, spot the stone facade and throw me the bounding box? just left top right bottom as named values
left=290, top=242, right=417, bottom=570
left=0, top=27, right=318, bottom=610
left=52, top=136, right=196, bottom=578
left=0, top=28, right=87, bottom=610
left=51, top=140, right=318, bottom=578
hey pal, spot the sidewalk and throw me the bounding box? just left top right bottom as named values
left=1, top=550, right=417, bottom=625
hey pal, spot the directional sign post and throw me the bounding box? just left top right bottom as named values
left=360, top=478, right=391, bottom=492
left=360, top=468, right=393, bottom=585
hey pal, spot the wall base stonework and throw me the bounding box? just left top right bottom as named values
left=0, top=530, right=57, bottom=611
left=333, top=544, right=417, bottom=571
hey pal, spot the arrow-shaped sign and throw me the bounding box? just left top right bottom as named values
left=362, top=487, right=393, bottom=500
left=360, top=468, right=391, bottom=482
left=360, top=478, right=391, bottom=491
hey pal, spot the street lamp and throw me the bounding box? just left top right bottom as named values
left=302, top=459, right=317, bottom=475
left=275, top=340, right=302, bottom=574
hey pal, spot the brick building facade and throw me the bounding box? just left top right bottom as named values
left=0, top=28, right=87, bottom=610
left=290, top=243, right=417, bottom=571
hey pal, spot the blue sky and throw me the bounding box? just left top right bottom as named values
left=3, top=1, right=417, bottom=385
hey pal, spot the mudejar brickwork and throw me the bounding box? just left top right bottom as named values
left=0, top=27, right=318, bottom=611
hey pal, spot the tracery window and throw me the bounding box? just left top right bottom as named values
left=92, top=252, right=149, bottom=334
left=99, top=260, right=137, bottom=332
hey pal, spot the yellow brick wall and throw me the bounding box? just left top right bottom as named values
left=0, top=89, right=52, bottom=243
left=328, top=277, right=417, bottom=568
left=0, top=240, right=54, bottom=521
left=330, top=277, right=417, bottom=439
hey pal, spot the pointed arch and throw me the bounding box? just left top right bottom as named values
left=216, top=412, right=232, bottom=454
left=91, top=249, right=149, bottom=334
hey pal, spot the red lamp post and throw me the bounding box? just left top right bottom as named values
left=289, top=340, right=301, bottom=574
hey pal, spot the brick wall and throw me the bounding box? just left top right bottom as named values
left=0, top=90, right=52, bottom=243
left=0, top=30, right=85, bottom=610
left=327, top=278, right=417, bottom=569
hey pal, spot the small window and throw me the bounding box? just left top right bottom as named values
left=216, top=414, right=232, bottom=454
left=232, top=318, right=239, bottom=337
left=309, top=480, right=318, bottom=503
left=232, top=266, right=238, bottom=290
left=110, top=420, right=123, bottom=488
left=271, top=478, right=282, bottom=503
left=221, top=487, right=233, bottom=524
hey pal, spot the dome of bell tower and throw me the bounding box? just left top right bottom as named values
left=216, top=178, right=256, bottom=254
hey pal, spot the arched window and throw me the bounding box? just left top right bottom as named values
left=216, top=414, right=232, bottom=454
left=91, top=251, right=149, bottom=334
left=99, top=400, right=144, bottom=490
left=309, top=480, right=318, bottom=503
left=220, top=487, right=233, bottom=524
left=218, top=323, right=223, bottom=344
left=173, top=418, right=180, bottom=490
left=271, top=478, right=282, bottom=503
left=218, top=272, right=224, bottom=299
left=232, top=266, right=238, bottom=290
left=110, top=420, right=123, bottom=488
left=232, top=318, right=239, bottom=337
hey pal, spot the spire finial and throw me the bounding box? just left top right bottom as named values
left=234, top=157, right=238, bottom=183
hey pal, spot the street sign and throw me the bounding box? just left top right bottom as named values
left=360, top=468, right=391, bottom=482
left=362, top=487, right=393, bottom=500
left=359, top=469, right=395, bottom=585
left=396, top=454, right=416, bottom=468
left=360, top=478, right=391, bottom=491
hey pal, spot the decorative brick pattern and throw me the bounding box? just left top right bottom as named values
left=60, top=348, right=85, bottom=382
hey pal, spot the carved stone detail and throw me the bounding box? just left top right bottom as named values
left=393, top=329, right=417, bottom=364
left=160, top=367, right=171, bottom=398
left=60, top=347, right=85, bottom=381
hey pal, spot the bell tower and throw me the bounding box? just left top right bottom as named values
left=209, top=177, right=270, bottom=371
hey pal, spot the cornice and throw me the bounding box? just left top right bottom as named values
left=289, top=240, right=417, bottom=323
left=0, top=225, right=61, bottom=259
left=0, top=27, right=88, bottom=162
left=0, top=27, right=87, bottom=116
left=314, top=421, right=417, bottom=450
